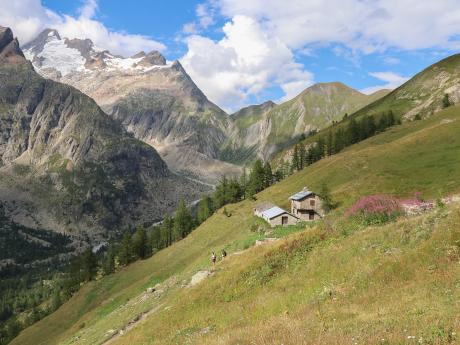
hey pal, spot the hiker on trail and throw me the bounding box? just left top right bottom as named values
left=211, top=251, right=217, bottom=266
left=221, top=249, right=227, bottom=260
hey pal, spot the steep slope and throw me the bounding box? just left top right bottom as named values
left=225, top=83, right=389, bottom=161
left=272, top=53, right=460, bottom=167
left=12, top=103, right=460, bottom=345
left=0, top=26, right=205, bottom=242
left=352, top=53, right=460, bottom=119
left=23, top=29, right=241, bottom=183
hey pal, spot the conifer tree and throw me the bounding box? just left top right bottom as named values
left=102, top=244, right=116, bottom=275
left=118, top=231, right=133, bottom=266
left=81, top=248, right=97, bottom=281
left=132, top=226, right=149, bottom=259
left=263, top=161, right=273, bottom=188
left=50, top=288, right=62, bottom=312
left=319, top=182, right=335, bottom=212
left=291, top=144, right=300, bottom=171
left=314, top=137, right=326, bottom=161
left=387, top=110, right=395, bottom=126
left=442, top=93, right=451, bottom=108
left=173, top=199, right=193, bottom=240
left=247, top=159, right=265, bottom=198
left=197, top=196, right=212, bottom=224
left=326, top=131, right=334, bottom=156
left=239, top=169, right=247, bottom=198
left=274, top=168, right=284, bottom=181
left=160, top=216, right=174, bottom=247
left=348, top=118, right=360, bottom=144
left=213, top=176, right=228, bottom=208
left=299, top=144, right=306, bottom=169
left=149, top=227, right=161, bottom=252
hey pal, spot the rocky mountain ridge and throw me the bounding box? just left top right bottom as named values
left=0, top=26, right=205, bottom=241
left=23, top=29, right=242, bottom=183
left=22, top=29, right=392, bottom=173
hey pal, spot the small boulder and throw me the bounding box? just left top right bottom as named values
left=189, top=270, right=211, bottom=287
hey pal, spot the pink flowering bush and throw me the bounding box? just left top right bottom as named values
left=345, top=194, right=403, bottom=225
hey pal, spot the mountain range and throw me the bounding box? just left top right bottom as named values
left=0, top=26, right=205, bottom=244
left=22, top=28, right=391, bottom=181
left=2, top=22, right=460, bottom=345
left=3, top=25, right=459, bottom=247
left=22, top=29, right=241, bottom=183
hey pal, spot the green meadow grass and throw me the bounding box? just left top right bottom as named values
left=11, top=105, right=460, bottom=345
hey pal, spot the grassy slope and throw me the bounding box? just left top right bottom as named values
left=265, top=83, right=389, bottom=147
left=351, top=53, right=460, bottom=120
left=273, top=54, right=460, bottom=166
left=119, top=205, right=460, bottom=345
left=223, top=84, right=389, bottom=164
left=11, top=105, right=460, bottom=345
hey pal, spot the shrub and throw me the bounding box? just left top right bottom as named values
left=345, top=194, right=402, bottom=225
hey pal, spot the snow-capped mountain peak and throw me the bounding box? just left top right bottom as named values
left=22, top=28, right=169, bottom=77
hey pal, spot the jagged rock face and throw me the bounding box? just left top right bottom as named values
left=0, top=27, right=24, bottom=59
left=23, top=29, right=241, bottom=183
left=0, top=26, right=206, bottom=240
left=226, top=84, right=389, bottom=160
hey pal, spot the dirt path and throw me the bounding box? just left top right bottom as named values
left=102, top=303, right=164, bottom=345
left=172, top=171, right=216, bottom=189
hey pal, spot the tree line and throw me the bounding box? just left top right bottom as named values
left=290, top=111, right=400, bottom=172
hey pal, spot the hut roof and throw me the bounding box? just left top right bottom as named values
left=261, top=206, right=288, bottom=219
left=289, top=190, right=314, bottom=201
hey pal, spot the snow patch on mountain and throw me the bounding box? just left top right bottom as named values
left=23, top=29, right=171, bottom=76
left=38, top=39, right=87, bottom=75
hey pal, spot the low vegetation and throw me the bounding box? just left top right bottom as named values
left=9, top=103, right=460, bottom=345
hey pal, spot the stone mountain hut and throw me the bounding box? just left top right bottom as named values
left=254, top=202, right=299, bottom=227
left=289, top=187, right=325, bottom=221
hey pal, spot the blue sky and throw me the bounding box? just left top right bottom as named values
left=2, top=0, right=460, bottom=111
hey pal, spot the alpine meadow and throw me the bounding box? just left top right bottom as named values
left=0, top=1, right=460, bottom=345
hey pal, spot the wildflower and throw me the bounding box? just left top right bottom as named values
left=345, top=194, right=402, bottom=224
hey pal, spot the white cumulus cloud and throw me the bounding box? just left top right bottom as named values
left=216, top=0, right=460, bottom=52
left=0, top=0, right=165, bottom=56
left=360, top=71, right=410, bottom=94
left=180, top=15, right=313, bottom=111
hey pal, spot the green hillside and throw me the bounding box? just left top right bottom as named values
left=352, top=53, right=460, bottom=120
left=272, top=53, right=460, bottom=167
left=264, top=83, right=389, bottom=146
left=11, top=104, right=460, bottom=345
left=223, top=83, right=389, bottom=163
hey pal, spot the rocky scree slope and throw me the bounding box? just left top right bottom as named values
left=0, top=26, right=205, bottom=240
left=23, top=29, right=241, bottom=183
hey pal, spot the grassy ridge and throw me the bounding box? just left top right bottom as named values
left=351, top=53, right=460, bottom=120
left=11, top=105, right=460, bottom=345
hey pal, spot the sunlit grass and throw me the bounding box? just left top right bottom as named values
left=11, top=105, right=460, bottom=345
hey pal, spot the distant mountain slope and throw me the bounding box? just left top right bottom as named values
left=272, top=53, right=460, bottom=166
left=225, top=83, right=389, bottom=161
left=23, top=29, right=241, bottom=183
left=12, top=101, right=460, bottom=345
left=0, top=26, right=205, bottom=242
left=352, top=53, right=460, bottom=119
